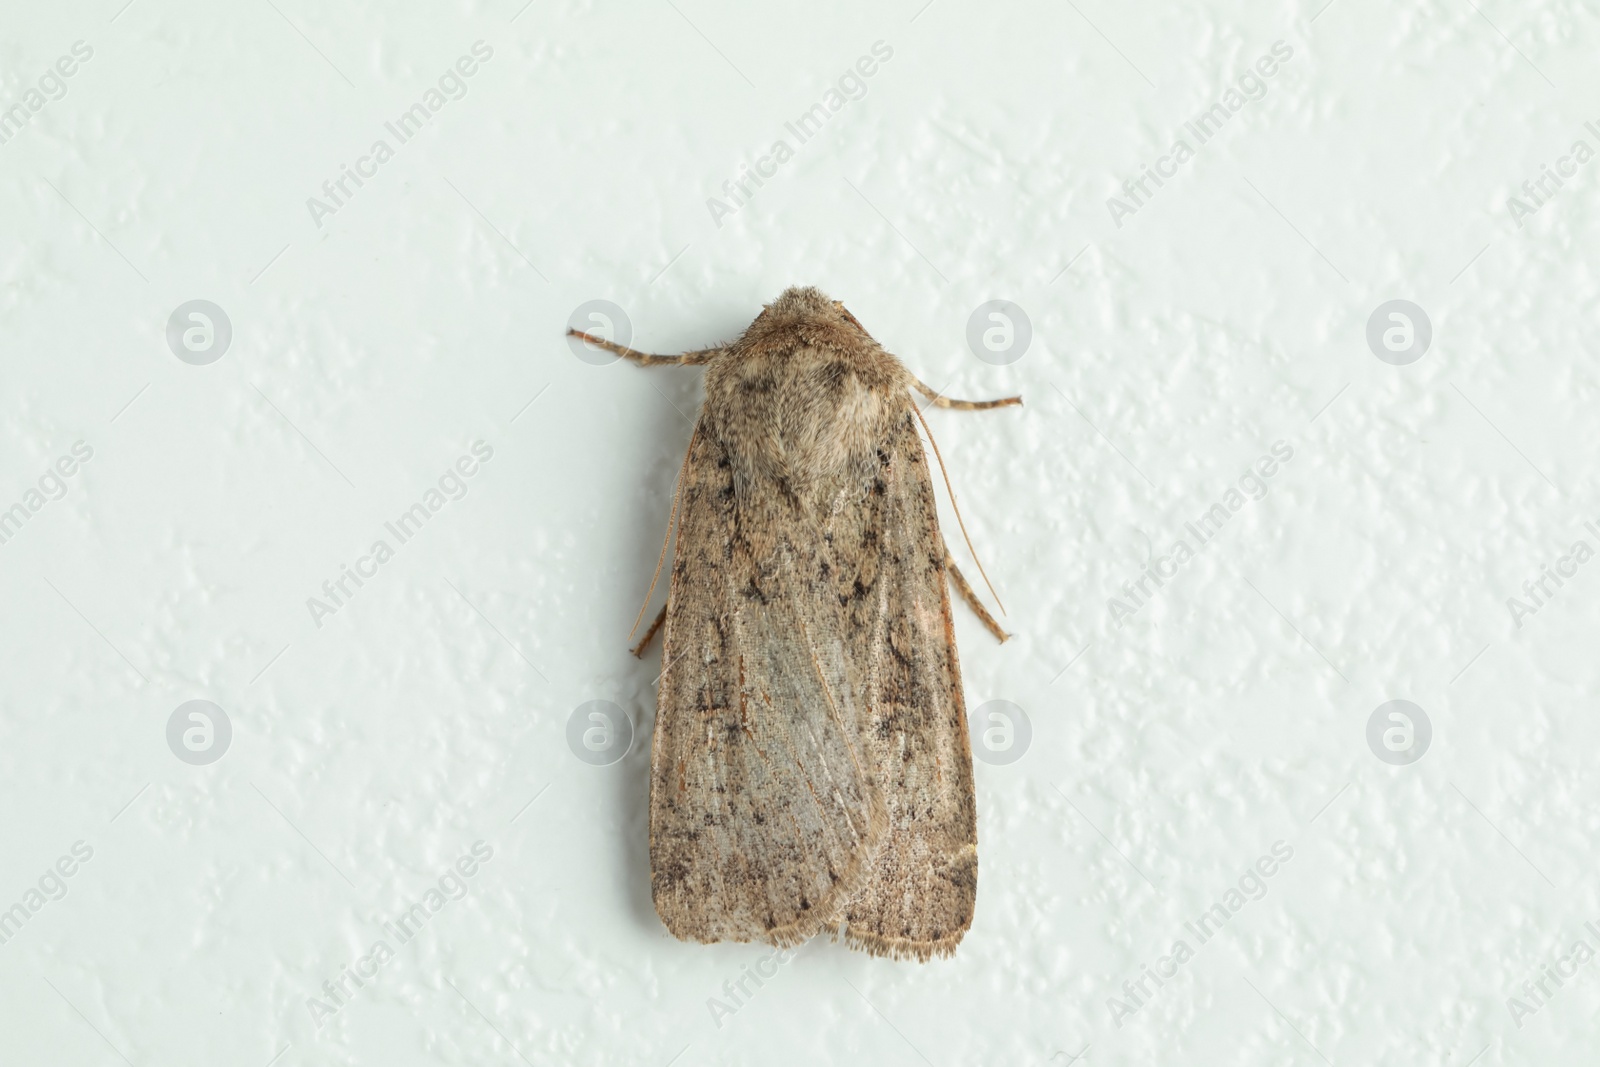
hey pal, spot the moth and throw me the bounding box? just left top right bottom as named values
left=570, top=287, right=1019, bottom=960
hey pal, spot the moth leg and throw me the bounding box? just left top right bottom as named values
left=946, top=552, right=1009, bottom=643
left=631, top=603, right=667, bottom=658
left=568, top=330, right=721, bottom=366
left=911, top=376, right=1022, bottom=411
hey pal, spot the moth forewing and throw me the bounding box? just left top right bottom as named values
left=830, top=400, right=980, bottom=960
left=648, top=425, right=887, bottom=947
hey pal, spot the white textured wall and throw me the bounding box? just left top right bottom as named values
left=2, top=1, right=1597, bottom=1064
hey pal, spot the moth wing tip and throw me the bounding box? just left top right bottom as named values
left=838, top=926, right=967, bottom=962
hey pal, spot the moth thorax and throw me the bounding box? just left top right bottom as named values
left=722, top=372, right=885, bottom=479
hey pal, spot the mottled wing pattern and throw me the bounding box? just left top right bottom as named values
left=831, top=403, right=978, bottom=960
left=649, top=423, right=887, bottom=947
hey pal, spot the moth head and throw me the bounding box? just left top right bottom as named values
left=762, top=286, right=872, bottom=338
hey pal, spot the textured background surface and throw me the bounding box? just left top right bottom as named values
left=2, top=1, right=1597, bottom=1064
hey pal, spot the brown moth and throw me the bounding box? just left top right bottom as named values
left=570, top=287, right=1018, bottom=961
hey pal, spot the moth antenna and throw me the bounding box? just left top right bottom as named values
left=629, top=424, right=700, bottom=642
left=910, top=402, right=1007, bottom=616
